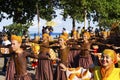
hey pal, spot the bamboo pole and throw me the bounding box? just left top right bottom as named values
left=84, top=9, right=87, bottom=29
left=36, top=2, right=40, bottom=36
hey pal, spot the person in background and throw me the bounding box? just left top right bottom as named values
left=31, top=43, right=40, bottom=69
left=81, top=27, right=85, bottom=37
left=1, top=34, right=11, bottom=75
left=71, top=27, right=77, bottom=40
left=62, top=28, right=69, bottom=39
left=48, top=26, right=53, bottom=36
left=2, top=26, right=6, bottom=34
left=95, top=28, right=100, bottom=37
left=76, top=26, right=81, bottom=39
left=60, top=49, right=120, bottom=80
left=0, top=32, right=3, bottom=44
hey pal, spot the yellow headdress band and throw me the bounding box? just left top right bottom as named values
left=102, top=31, right=107, bottom=36
left=42, top=33, right=49, bottom=38
left=11, top=35, right=22, bottom=43
left=103, top=49, right=117, bottom=64
left=59, top=35, right=67, bottom=41
left=31, top=43, right=40, bottom=54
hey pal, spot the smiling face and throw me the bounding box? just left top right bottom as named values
left=100, top=54, right=114, bottom=67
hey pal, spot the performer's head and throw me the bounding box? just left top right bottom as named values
left=2, top=34, right=8, bottom=41
left=83, top=32, right=90, bottom=40
left=100, top=49, right=117, bottom=67
left=11, top=35, right=22, bottom=52
left=102, top=31, right=108, bottom=39
left=42, top=33, right=49, bottom=43
left=58, top=35, right=67, bottom=46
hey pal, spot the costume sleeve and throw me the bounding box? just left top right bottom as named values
left=24, top=51, right=38, bottom=59
left=38, top=53, right=50, bottom=60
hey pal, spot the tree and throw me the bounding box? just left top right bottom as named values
left=4, top=23, right=32, bottom=36
left=59, top=0, right=120, bottom=29
left=59, top=0, right=88, bottom=28
left=0, top=0, right=59, bottom=35
left=0, top=0, right=37, bottom=23
left=0, top=0, right=58, bottom=23
left=89, top=0, right=120, bottom=28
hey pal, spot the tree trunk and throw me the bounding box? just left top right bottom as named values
left=36, top=2, right=40, bottom=36
left=72, top=18, right=75, bottom=29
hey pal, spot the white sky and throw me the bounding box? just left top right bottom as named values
left=0, top=9, right=98, bottom=33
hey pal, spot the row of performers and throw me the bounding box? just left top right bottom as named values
left=0, top=32, right=120, bottom=80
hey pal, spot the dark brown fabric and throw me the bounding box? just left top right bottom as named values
left=59, top=47, right=70, bottom=66
left=35, top=48, right=53, bottom=80
left=56, top=47, right=71, bottom=80
left=78, top=41, right=93, bottom=68
left=69, top=49, right=81, bottom=67
left=5, top=51, right=36, bottom=80
left=78, top=54, right=93, bottom=68
left=6, top=57, right=15, bottom=80
left=97, top=38, right=110, bottom=52
left=14, top=73, right=32, bottom=80
left=80, top=41, right=91, bottom=57
left=56, top=64, right=67, bottom=80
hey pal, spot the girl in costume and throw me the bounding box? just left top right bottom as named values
left=60, top=49, right=120, bottom=80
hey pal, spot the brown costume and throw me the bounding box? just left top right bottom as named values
left=56, top=47, right=71, bottom=80
left=67, top=39, right=81, bottom=67
left=78, top=41, right=93, bottom=68
left=6, top=51, right=37, bottom=80
left=35, top=44, right=53, bottom=80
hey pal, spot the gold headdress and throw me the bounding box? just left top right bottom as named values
left=11, top=35, right=22, bottom=43
left=103, top=49, right=117, bottom=64
left=59, top=35, right=67, bottom=41
left=42, top=33, right=49, bottom=39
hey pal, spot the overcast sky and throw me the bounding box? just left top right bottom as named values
left=0, top=9, right=98, bottom=34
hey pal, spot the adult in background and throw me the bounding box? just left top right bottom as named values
left=76, top=26, right=81, bottom=39
left=71, top=27, right=77, bottom=40
left=1, top=34, right=11, bottom=75
left=62, top=28, right=69, bottom=39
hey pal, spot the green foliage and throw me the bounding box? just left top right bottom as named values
left=89, top=0, right=120, bottom=28
left=0, top=0, right=58, bottom=23
left=59, top=0, right=87, bottom=22
left=37, top=0, right=58, bottom=21
left=0, top=0, right=37, bottom=23
left=0, top=0, right=120, bottom=29
left=4, top=23, right=32, bottom=36
left=59, top=0, right=120, bottom=28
